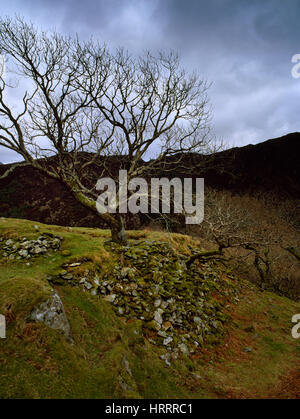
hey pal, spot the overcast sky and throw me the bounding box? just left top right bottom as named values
left=1, top=0, right=300, bottom=163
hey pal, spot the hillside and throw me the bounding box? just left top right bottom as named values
left=198, top=132, right=300, bottom=196
left=0, top=218, right=299, bottom=399
left=0, top=133, right=299, bottom=228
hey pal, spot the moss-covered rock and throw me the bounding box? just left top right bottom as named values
left=72, top=239, right=242, bottom=355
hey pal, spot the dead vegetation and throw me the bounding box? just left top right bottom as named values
left=184, top=189, right=300, bottom=300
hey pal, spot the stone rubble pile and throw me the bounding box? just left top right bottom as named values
left=56, top=240, right=239, bottom=357
left=0, top=234, right=62, bottom=260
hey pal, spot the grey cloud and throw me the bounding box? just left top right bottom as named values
left=0, top=0, right=299, bottom=162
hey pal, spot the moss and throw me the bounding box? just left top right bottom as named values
left=61, top=250, right=71, bottom=257
left=0, top=218, right=299, bottom=399
left=0, top=277, right=52, bottom=320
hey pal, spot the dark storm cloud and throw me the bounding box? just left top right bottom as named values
left=1, top=0, right=299, bottom=163
left=7, top=0, right=163, bottom=47
left=159, top=0, right=300, bottom=74
left=156, top=0, right=300, bottom=145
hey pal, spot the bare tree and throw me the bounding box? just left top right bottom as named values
left=0, top=17, right=212, bottom=243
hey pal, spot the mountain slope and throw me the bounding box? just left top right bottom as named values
left=202, top=132, right=300, bottom=196
left=0, top=218, right=299, bottom=399
left=0, top=132, right=299, bottom=227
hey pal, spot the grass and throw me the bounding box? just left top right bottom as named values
left=193, top=289, right=300, bottom=398
left=0, top=217, right=299, bottom=398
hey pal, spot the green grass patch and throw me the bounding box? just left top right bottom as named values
left=0, top=218, right=299, bottom=399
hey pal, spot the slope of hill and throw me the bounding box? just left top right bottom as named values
left=0, top=218, right=299, bottom=399
left=201, top=132, right=300, bottom=196
left=0, top=132, right=299, bottom=228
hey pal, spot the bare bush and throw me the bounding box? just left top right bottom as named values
left=187, top=189, right=300, bottom=300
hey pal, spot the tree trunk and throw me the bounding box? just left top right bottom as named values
left=111, top=224, right=127, bottom=245
left=69, top=186, right=128, bottom=245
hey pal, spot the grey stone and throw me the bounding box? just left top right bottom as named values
left=62, top=273, right=73, bottom=281
left=163, top=337, right=173, bottom=346
left=154, top=308, right=164, bottom=324
left=120, top=267, right=130, bottom=277
left=18, top=249, right=29, bottom=258
left=93, top=277, right=100, bottom=286
left=193, top=316, right=201, bottom=324
left=68, top=262, right=81, bottom=268
left=178, top=343, right=190, bottom=355
left=104, top=294, right=116, bottom=303
left=160, top=353, right=171, bottom=366
left=32, top=246, right=43, bottom=254
left=154, top=298, right=161, bottom=308
left=29, top=291, right=71, bottom=340
left=161, top=301, right=168, bottom=309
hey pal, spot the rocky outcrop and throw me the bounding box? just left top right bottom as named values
left=29, top=290, right=72, bottom=341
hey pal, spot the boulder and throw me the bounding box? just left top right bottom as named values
left=29, top=290, right=72, bottom=341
